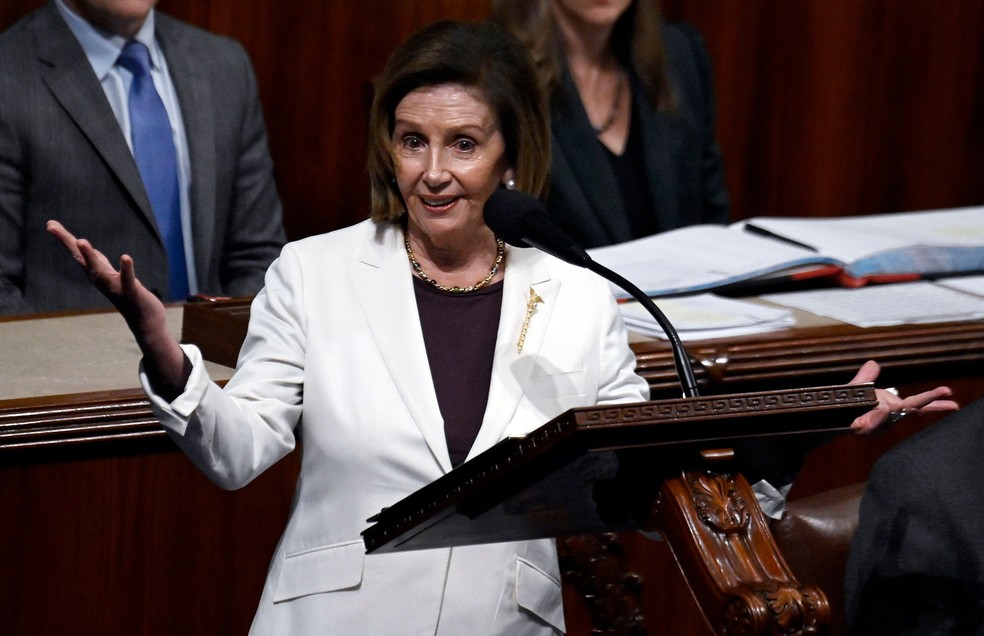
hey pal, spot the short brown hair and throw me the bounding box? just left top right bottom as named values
left=367, top=21, right=550, bottom=223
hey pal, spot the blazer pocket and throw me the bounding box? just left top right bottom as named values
left=515, top=557, right=565, bottom=631
left=273, top=540, right=364, bottom=603
left=524, top=368, right=588, bottom=400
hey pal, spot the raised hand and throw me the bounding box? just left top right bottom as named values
left=47, top=220, right=164, bottom=328
left=848, top=360, right=959, bottom=434
left=47, top=220, right=189, bottom=397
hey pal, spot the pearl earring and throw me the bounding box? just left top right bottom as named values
left=504, top=178, right=517, bottom=190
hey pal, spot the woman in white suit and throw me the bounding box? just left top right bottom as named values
left=49, top=21, right=648, bottom=635
left=47, top=20, right=957, bottom=636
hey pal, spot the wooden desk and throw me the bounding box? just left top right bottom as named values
left=2, top=301, right=982, bottom=635
left=572, top=312, right=984, bottom=635
left=0, top=308, right=290, bottom=636
left=1, top=307, right=234, bottom=449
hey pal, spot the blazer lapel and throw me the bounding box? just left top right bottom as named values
left=156, top=15, right=218, bottom=278
left=33, top=4, right=155, bottom=229
left=350, top=223, right=451, bottom=471
left=551, top=70, right=633, bottom=244
left=468, top=246, right=557, bottom=457
left=349, top=232, right=564, bottom=468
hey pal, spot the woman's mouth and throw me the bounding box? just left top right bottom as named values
left=419, top=196, right=459, bottom=211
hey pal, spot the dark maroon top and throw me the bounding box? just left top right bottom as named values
left=413, top=276, right=503, bottom=467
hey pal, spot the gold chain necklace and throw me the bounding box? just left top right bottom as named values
left=404, top=234, right=505, bottom=294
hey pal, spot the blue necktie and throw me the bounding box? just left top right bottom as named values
left=117, top=41, right=188, bottom=301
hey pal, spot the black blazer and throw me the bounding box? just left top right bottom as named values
left=547, top=21, right=729, bottom=249
left=844, top=397, right=984, bottom=634
left=0, top=2, right=286, bottom=315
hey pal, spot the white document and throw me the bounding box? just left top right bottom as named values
left=760, top=281, right=984, bottom=328
left=734, top=206, right=984, bottom=262
left=588, top=206, right=984, bottom=299
left=587, top=224, right=835, bottom=298
left=620, top=294, right=795, bottom=341
left=936, top=275, right=984, bottom=298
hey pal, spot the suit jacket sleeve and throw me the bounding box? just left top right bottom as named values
left=844, top=454, right=967, bottom=634
left=140, top=243, right=303, bottom=490
left=844, top=403, right=984, bottom=635
left=595, top=278, right=652, bottom=405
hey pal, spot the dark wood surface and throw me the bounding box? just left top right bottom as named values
left=362, top=384, right=876, bottom=554
left=363, top=386, right=878, bottom=635
left=633, top=318, right=984, bottom=499
left=0, top=440, right=300, bottom=636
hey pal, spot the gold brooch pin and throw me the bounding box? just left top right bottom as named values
left=517, top=287, right=544, bottom=354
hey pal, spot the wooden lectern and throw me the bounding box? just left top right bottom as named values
left=363, top=384, right=877, bottom=635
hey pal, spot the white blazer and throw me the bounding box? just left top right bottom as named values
left=144, top=219, right=650, bottom=635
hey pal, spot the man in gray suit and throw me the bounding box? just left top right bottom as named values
left=844, top=396, right=984, bottom=634
left=0, top=0, right=287, bottom=315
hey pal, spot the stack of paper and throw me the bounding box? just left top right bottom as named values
left=588, top=225, right=839, bottom=298
left=587, top=205, right=984, bottom=299
left=619, top=294, right=795, bottom=341
left=735, top=206, right=984, bottom=280
left=760, top=281, right=984, bottom=328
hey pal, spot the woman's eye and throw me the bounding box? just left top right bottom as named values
left=400, top=135, right=423, bottom=150
left=454, top=139, right=476, bottom=152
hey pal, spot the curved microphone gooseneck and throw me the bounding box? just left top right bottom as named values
left=484, top=189, right=700, bottom=398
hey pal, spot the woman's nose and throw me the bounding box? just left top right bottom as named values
left=422, top=150, right=451, bottom=187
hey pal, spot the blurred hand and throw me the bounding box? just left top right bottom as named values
left=47, top=220, right=187, bottom=395
left=46, top=220, right=166, bottom=331
left=848, top=360, right=959, bottom=434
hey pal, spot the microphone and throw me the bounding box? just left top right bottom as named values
left=483, top=189, right=593, bottom=267
left=484, top=189, right=700, bottom=398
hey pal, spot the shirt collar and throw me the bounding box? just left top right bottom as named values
left=55, top=0, right=159, bottom=80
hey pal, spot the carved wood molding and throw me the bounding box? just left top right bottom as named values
left=576, top=385, right=873, bottom=427
left=0, top=390, right=163, bottom=451
left=633, top=321, right=984, bottom=396
left=558, top=533, right=647, bottom=636
left=648, top=470, right=830, bottom=635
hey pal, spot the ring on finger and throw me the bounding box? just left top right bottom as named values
left=888, top=408, right=911, bottom=423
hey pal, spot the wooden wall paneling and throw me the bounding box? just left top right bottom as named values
left=0, top=442, right=301, bottom=635
left=669, top=0, right=984, bottom=221
left=0, top=0, right=44, bottom=27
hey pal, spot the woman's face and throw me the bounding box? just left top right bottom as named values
left=392, top=83, right=513, bottom=245
left=550, top=0, right=632, bottom=29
